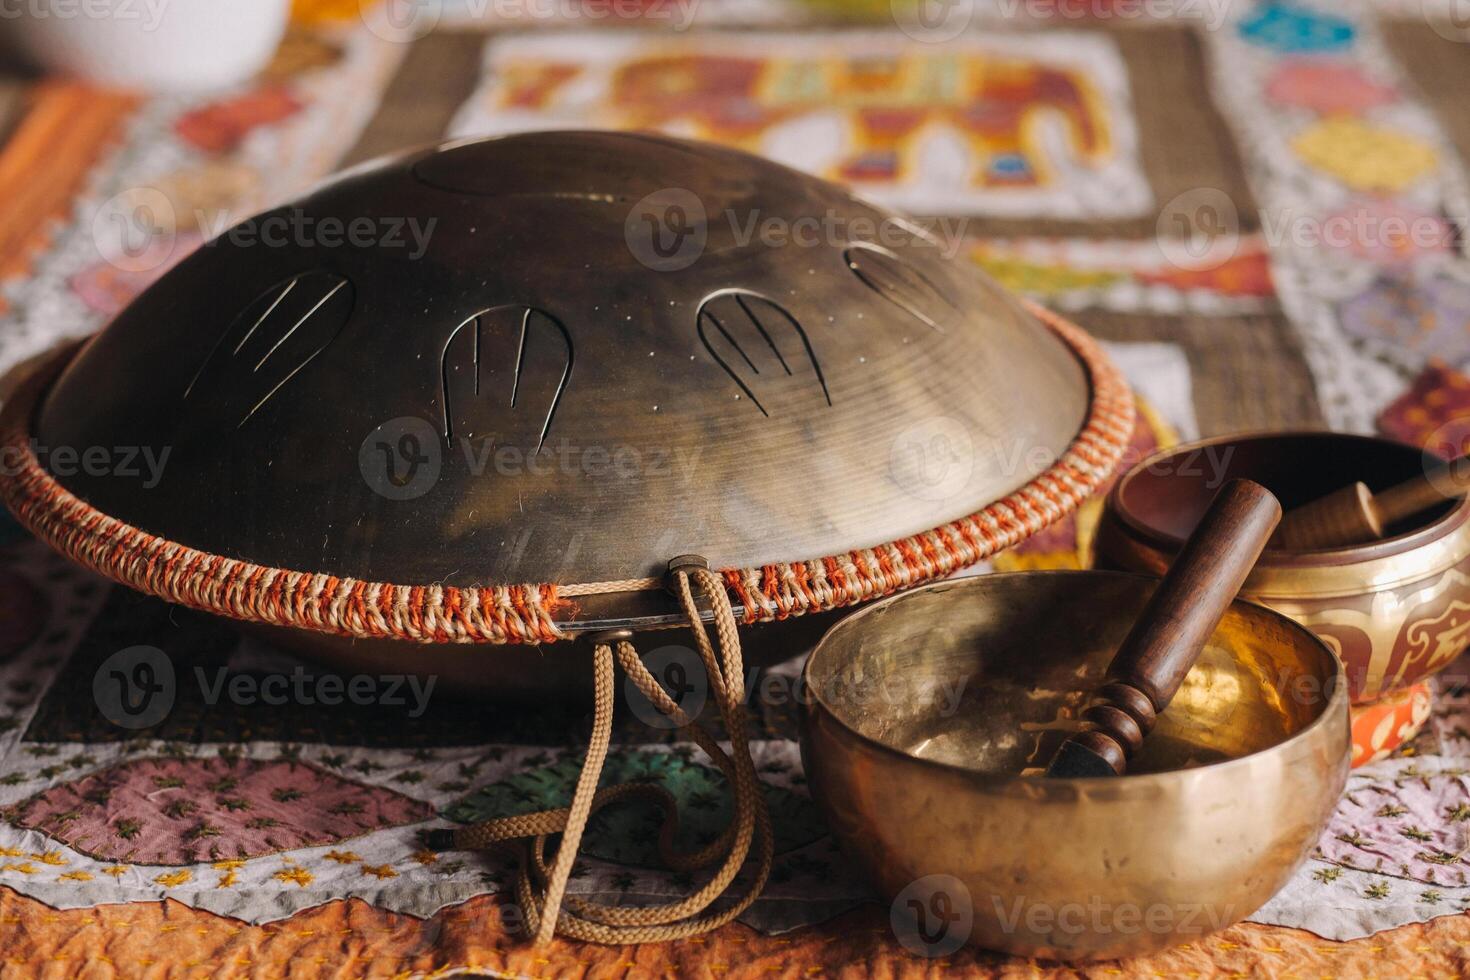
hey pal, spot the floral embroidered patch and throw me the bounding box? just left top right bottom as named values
left=1319, top=766, right=1470, bottom=886
left=7, top=757, right=434, bottom=865
left=1340, top=272, right=1470, bottom=366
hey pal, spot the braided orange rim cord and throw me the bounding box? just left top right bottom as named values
left=0, top=302, right=1133, bottom=644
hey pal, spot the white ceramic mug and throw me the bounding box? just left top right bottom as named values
left=1, top=0, right=293, bottom=91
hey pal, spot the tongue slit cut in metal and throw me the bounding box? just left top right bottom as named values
left=440, top=305, right=574, bottom=452
left=183, top=271, right=353, bottom=427
left=696, top=290, right=830, bottom=418
left=844, top=241, right=956, bottom=336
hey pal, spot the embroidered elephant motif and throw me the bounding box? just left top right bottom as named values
left=501, top=52, right=1112, bottom=191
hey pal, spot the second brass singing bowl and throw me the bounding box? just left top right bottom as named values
left=1095, top=432, right=1470, bottom=703
left=800, top=571, right=1349, bottom=961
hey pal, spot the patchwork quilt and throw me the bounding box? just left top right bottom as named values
left=1, top=0, right=1469, bottom=975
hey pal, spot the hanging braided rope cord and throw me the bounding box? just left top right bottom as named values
left=436, top=565, right=774, bottom=946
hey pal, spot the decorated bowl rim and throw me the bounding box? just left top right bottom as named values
left=1111, top=432, right=1470, bottom=572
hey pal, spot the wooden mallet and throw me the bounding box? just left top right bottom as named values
left=1273, top=452, right=1470, bottom=551
left=1048, top=479, right=1282, bottom=778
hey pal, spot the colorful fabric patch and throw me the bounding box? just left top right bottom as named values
left=174, top=87, right=305, bottom=154
left=969, top=235, right=1275, bottom=316
left=1239, top=2, right=1355, bottom=54
left=289, top=0, right=367, bottom=25
left=1352, top=684, right=1433, bottom=768
left=1320, top=763, right=1470, bottom=886
left=1317, top=200, right=1452, bottom=265
left=8, top=758, right=433, bottom=865
left=1377, top=361, right=1470, bottom=458
left=1291, top=118, right=1439, bottom=193
left=971, top=255, right=1125, bottom=297
left=1136, top=249, right=1275, bottom=297
left=1265, top=60, right=1397, bottom=115
left=1340, top=272, right=1470, bottom=368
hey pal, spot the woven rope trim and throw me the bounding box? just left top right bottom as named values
left=0, top=302, right=1132, bottom=644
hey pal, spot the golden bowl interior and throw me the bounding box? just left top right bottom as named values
left=807, top=571, right=1338, bottom=777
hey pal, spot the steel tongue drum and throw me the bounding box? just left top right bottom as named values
left=0, top=131, right=1135, bottom=945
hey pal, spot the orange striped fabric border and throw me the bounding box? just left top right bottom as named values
left=0, top=884, right=1462, bottom=978
left=0, top=82, right=139, bottom=294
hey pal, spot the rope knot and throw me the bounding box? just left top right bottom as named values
left=442, top=567, right=772, bottom=946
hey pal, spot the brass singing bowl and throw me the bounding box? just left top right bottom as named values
left=800, top=571, right=1348, bottom=961
left=1095, top=433, right=1470, bottom=703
